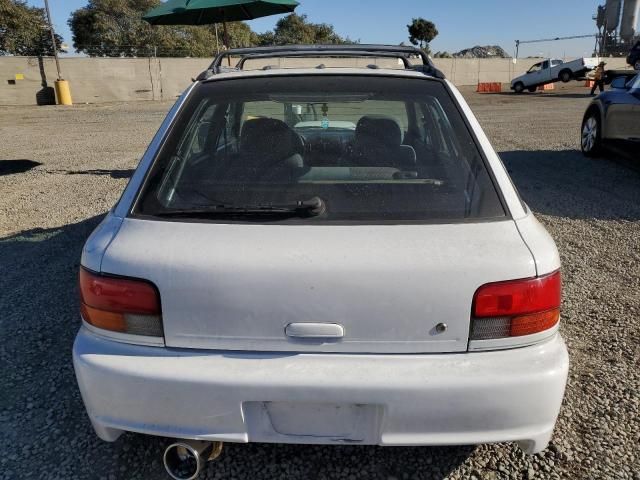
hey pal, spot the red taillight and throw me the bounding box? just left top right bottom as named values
left=79, top=268, right=163, bottom=337
left=474, top=271, right=561, bottom=317
left=471, top=271, right=561, bottom=340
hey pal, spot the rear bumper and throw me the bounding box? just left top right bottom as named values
left=73, top=328, right=569, bottom=454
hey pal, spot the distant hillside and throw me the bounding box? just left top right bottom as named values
left=453, top=45, right=511, bottom=58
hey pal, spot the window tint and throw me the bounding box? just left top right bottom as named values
left=135, top=76, right=505, bottom=223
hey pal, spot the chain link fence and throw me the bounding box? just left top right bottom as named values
left=48, top=45, right=224, bottom=58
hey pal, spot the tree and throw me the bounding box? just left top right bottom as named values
left=258, top=14, right=354, bottom=46
left=69, top=0, right=169, bottom=57
left=68, top=0, right=257, bottom=57
left=433, top=51, right=452, bottom=58
left=67, top=3, right=354, bottom=57
left=0, top=0, right=63, bottom=56
left=407, top=18, right=438, bottom=54
left=219, top=22, right=259, bottom=49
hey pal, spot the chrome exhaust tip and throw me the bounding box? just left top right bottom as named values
left=163, top=440, right=223, bottom=480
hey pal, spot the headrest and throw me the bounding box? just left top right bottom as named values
left=240, top=118, right=303, bottom=162
left=355, top=116, right=402, bottom=147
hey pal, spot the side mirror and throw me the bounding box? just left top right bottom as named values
left=610, top=77, right=629, bottom=90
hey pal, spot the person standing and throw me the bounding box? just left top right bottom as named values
left=590, top=61, right=606, bottom=96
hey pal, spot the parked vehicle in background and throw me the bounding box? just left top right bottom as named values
left=603, top=68, right=638, bottom=85
left=73, top=45, right=569, bottom=480
left=627, top=41, right=640, bottom=70
left=511, top=58, right=598, bottom=93
left=581, top=73, right=640, bottom=156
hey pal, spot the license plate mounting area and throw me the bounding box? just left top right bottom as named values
left=242, top=401, right=382, bottom=444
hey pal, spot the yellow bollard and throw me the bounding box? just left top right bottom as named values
left=54, top=80, right=73, bottom=105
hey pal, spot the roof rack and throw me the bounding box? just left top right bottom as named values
left=196, top=44, right=445, bottom=81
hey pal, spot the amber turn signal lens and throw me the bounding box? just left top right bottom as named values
left=510, top=308, right=560, bottom=337
left=80, top=303, right=127, bottom=332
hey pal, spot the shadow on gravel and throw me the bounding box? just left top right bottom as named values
left=65, top=168, right=135, bottom=179
left=193, top=443, right=477, bottom=479
left=530, top=93, right=595, bottom=99
left=501, top=149, right=640, bottom=221
left=0, top=159, right=42, bottom=176
left=0, top=217, right=478, bottom=479
left=0, top=216, right=106, bottom=479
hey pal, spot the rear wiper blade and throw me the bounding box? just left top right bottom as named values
left=154, top=197, right=326, bottom=219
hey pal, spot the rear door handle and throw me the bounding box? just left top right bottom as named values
left=285, top=323, right=345, bottom=339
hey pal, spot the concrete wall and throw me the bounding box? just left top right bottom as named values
left=158, top=58, right=212, bottom=99
left=0, top=56, right=633, bottom=106
left=0, top=56, right=210, bottom=105
left=436, top=58, right=526, bottom=85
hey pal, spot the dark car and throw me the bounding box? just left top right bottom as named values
left=603, top=69, right=638, bottom=85
left=581, top=74, right=640, bottom=157
left=627, top=41, right=640, bottom=70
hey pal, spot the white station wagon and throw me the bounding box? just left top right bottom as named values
left=73, top=45, right=569, bottom=480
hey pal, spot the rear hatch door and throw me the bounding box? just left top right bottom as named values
left=101, top=218, right=535, bottom=353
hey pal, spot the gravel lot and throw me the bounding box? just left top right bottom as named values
left=1, top=85, right=638, bottom=480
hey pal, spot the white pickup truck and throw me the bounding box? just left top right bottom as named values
left=511, top=58, right=599, bottom=93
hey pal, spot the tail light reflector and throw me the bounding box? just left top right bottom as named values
left=471, top=271, right=561, bottom=340
left=79, top=268, right=163, bottom=337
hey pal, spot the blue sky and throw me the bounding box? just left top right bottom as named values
left=28, top=0, right=609, bottom=58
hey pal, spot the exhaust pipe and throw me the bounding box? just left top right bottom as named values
left=163, top=440, right=223, bottom=480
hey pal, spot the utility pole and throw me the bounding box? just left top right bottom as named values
left=215, top=23, right=220, bottom=55
left=43, top=0, right=62, bottom=80
left=43, top=0, right=73, bottom=105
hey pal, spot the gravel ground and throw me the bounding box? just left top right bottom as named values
left=1, top=85, right=638, bottom=480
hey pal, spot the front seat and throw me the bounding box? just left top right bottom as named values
left=350, top=116, right=416, bottom=168
left=230, top=117, right=305, bottom=182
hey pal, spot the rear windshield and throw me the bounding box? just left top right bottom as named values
left=134, top=75, right=505, bottom=223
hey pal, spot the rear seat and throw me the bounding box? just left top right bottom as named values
left=349, top=116, right=417, bottom=169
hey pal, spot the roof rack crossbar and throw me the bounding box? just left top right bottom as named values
left=234, top=50, right=415, bottom=70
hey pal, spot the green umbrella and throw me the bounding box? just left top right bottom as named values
left=143, top=0, right=299, bottom=28
left=143, top=0, right=298, bottom=61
